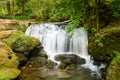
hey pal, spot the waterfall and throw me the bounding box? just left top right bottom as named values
left=25, top=23, right=88, bottom=56
left=25, top=23, right=105, bottom=78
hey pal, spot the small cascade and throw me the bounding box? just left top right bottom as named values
left=25, top=23, right=105, bottom=79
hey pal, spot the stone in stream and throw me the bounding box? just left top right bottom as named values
left=55, top=54, right=86, bottom=65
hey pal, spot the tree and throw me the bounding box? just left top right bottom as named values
left=6, top=0, right=11, bottom=15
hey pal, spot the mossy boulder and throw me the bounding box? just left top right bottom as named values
left=106, top=51, right=120, bottom=80
left=89, top=27, right=120, bottom=61
left=0, top=67, right=20, bottom=79
left=0, top=41, right=19, bottom=68
left=0, top=30, right=41, bottom=53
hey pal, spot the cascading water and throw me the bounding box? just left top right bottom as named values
left=25, top=23, right=105, bottom=79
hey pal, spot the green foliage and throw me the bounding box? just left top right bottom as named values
left=67, top=19, right=80, bottom=32
left=107, top=51, right=120, bottom=80
left=0, top=0, right=7, bottom=15
left=15, top=15, right=31, bottom=20
left=15, top=24, right=28, bottom=32
left=111, top=0, right=120, bottom=17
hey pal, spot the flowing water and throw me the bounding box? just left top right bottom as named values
left=25, top=23, right=105, bottom=80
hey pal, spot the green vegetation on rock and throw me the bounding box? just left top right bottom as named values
left=0, top=41, right=19, bottom=68
left=89, top=27, right=120, bottom=61
left=0, top=67, right=20, bottom=79
left=106, top=51, right=120, bottom=80
left=0, top=30, right=41, bottom=53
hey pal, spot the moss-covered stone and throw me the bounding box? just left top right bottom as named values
left=58, top=62, right=67, bottom=69
left=0, top=30, right=41, bottom=53
left=27, top=57, right=47, bottom=67
left=0, top=41, right=19, bottom=68
left=89, top=27, right=120, bottom=80
left=0, top=67, right=20, bottom=79
left=106, top=51, right=120, bottom=80
left=46, top=60, right=56, bottom=69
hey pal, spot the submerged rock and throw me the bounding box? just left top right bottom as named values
left=57, top=71, right=72, bottom=79
left=0, top=41, right=19, bottom=68
left=19, top=66, right=97, bottom=80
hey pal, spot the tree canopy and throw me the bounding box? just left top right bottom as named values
left=0, top=0, right=120, bottom=32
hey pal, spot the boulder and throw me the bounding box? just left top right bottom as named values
left=0, top=41, right=19, bottom=68
left=0, top=30, right=41, bottom=53
left=55, top=54, right=85, bottom=65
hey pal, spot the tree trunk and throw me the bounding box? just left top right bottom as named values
left=6, top=0, right=11, bottom=15
left=95, top=0, right=100, bottom=33
left=21, top=0, right=25, bottom=15
left=11, top=0, right=14, bottom=14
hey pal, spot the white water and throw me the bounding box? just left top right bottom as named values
left=25, top=23, right=105, bottom=78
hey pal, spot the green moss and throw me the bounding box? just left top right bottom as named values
left=0, top=41, right=19, bottom=68
left=0, top=75, right=10, bottom=80
left=59, top=63, right=67, bottom=69
left=47, top=60, right=55, bottom=69
left=106, top=51, right=120, bottom=80
left=0, top=67, right=20, bottom=79
left=1, top=30, right=40, bottom=53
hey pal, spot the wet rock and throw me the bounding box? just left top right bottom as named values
left=19, top=67, right=48, bottom=80
left=15, top=53, right=28, bottom=66
left=19, top=66, right=99, bottom=80
left=0, top=41, right=19, bottom=68
left=29, top=48, right=48, bottom=59
left=58, top=62, right=67, bottom=69
left=93, top=60, right=101, bottom=66
left=39, top=50, right=48, bottom=58
left=55, top=54, right=86, bottom=65
left=47, top=60, right=56, bottom=69
left=57, top=71, right=72, bottom=79
left=27, top=57, right=47, bottom=67
left=66, top=64, right=76, bottom=70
